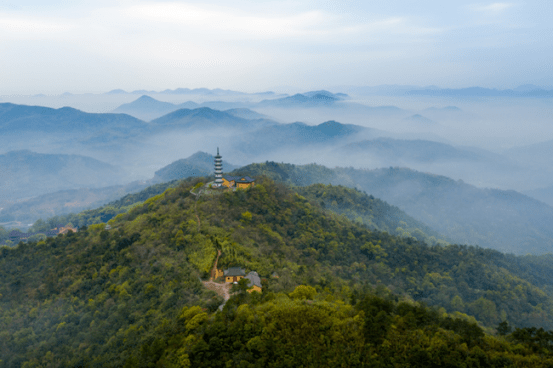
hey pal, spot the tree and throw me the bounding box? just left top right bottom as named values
left=496, top=321, right=512, bottom=336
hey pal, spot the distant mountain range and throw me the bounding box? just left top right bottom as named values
left=257, top=91, right=347, bottom=107
left=149, top=107, right=277, bottom=132
left=338, top=137, right=513, bottom=165
left=232, top=120, right=380, bottom=157
left=333, top=84, right=553, bottom=97
left=1, top=101, right=549, bottom=203
left=106, top=87, right=276, bottom=96
left=0, top=102, right=149, bottom=134
left=111, top=91, right=353, bottom=120
left=153, top=151, right=238, bottom=182
left=407, top=86, right=553, bottom=97
left=0, top=150, right=127, bottom=203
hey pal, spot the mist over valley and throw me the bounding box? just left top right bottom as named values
left=0, top=87, right=551, bottom=256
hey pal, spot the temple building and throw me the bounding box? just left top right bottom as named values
left=224, top=267, right=246, bottom=283
left=222, top=175, right=255, bottom=189
left=213, top=148, right=255, bottom=189
left=245, top=271, right=262, bottom=293
left=214, top=147, right=223, bottom=187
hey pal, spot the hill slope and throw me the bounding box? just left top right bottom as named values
left=232, top=162, right=552, bottom=254
left=0, top=177, right=551, bottom=366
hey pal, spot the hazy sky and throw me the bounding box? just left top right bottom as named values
left=1, top=0, right=552, bottom=94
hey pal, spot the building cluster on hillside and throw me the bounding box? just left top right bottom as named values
left=212, top=148, right=255, bottom=189
left=212, top=266, right=262, bottom=293
left=223, top=267, right=262, bottom=293
left=8, top=224, right=77, bottom=243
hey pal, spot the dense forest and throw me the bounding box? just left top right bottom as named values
left=0, top=177, right=551, bottom=366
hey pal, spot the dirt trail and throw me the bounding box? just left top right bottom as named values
left=202, top=281, right=232, bottom=301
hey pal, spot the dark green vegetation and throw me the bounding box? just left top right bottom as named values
left=0, top=177, right=551, bottom=367
left=166, top=289, right=552, bottom=367
left=233, top=162, right=552, bottom=254
left=295, top=183, right=449, bottom=245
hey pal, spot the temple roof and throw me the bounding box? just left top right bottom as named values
left=224, top=267, right=246, bottom=277
left=223, top=175, right=255, bottom=183
left=245, top=271, right=262, bottom=288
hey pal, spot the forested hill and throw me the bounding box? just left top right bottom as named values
left=0, top=177, right=551, bottom=366
left=295, top=183, right=449, bottom=245
left=13, top=175, right=447, bottom=247
left=231, top=162, right=552, bottom=255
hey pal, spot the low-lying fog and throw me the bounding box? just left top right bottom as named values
left=1, top=90, right=551, bottom=203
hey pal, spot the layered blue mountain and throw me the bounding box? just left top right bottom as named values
left=503, top=140, right=553, bottom=205
left=403, top=114, right=438, bottom=127
left=0, top=150, right=127, bottom=202
left=154, top=151, right=238, bottom=182
left=112, top=95, right=184, bottom=121
left=110, top=91, right=404, bottom=121
left=160, top=87, right=246, bottom=95
left=257, top=91, right=343, bottom=107
left=224, top=108, right=269, bottom=120
left=340, top=138, right=515, bottom=165
left=112, top=95, right=274, bottom=122
left=0, top=103, right=149, bottom=134
left=112, top=95, right=201, bottom=121
left=149, top=107, right=276, bottom=132
left=234, top=120, right=382, bottom=155
left=407, top=86, right=553, bottom=97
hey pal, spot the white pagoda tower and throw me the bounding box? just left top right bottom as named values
left=214, top=147, right=223, bottom=187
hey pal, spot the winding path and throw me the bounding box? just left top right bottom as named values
left=202, top=280, right=232, bottom=301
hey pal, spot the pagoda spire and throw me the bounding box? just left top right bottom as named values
left=214, top=147, right=223, bottom=187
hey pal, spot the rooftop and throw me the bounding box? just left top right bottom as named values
left=223, top=175, right=255, bottom=183
left=245, top=271, right=262, bottom=288
left=224, top=267, right=246, bottom=277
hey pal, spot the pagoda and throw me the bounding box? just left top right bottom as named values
left=214, top=147, right=223, bottom=187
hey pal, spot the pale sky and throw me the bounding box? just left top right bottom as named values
left=0, top=0, right=552, bottom=94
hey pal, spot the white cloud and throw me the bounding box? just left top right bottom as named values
left=116, top=2, right=331, bottom=39
left=470, top=2, right=514, bottom=13
left=0, top=0, right=549, bottom=93
left=0, top=13, right=75, bottom=41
